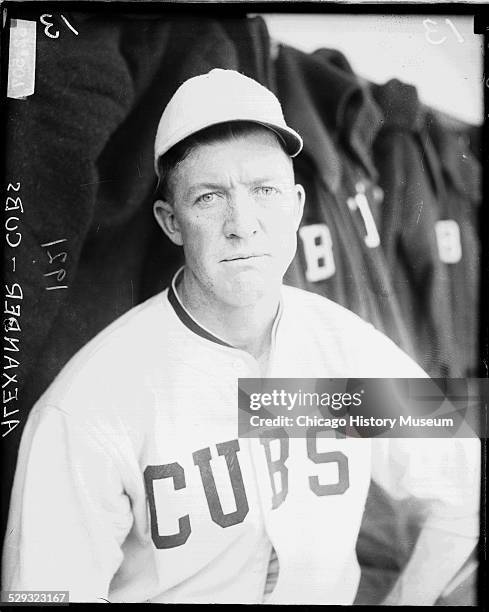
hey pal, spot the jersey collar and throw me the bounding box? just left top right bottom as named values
left=167, top=266, right=283, bottom=351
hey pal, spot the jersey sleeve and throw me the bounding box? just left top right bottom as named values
left=2, top=404, right=134, bottom=602
left=371, top=437, right=480, bottom=539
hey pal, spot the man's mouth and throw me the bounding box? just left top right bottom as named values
left=221, top=254, right=269, bottom=262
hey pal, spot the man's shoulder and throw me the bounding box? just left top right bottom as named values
left=281, top=284, right=374, bottom=331
left=280, top=285, right=427, bottom=377
left=76, top=289, right=172, bottom=358
left=38, top=289, right=173, bottom=407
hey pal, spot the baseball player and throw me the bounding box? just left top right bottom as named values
left=2, top=69, right=479, bottom=604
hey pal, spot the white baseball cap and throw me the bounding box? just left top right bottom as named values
left=154, top=69, right=303, bottom=176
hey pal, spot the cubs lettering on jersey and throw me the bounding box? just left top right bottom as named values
left=145, top=429, right=350, bottom=547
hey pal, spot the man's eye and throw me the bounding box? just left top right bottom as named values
left=196, top=193, right=218, bottom=204
left=255, top=186, right=279, bottom=198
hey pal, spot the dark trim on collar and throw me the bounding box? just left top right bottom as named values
left=167, top=267, right=234, bottom=348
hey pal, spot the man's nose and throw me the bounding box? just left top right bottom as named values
left=223, top=190, right=260, bottom=239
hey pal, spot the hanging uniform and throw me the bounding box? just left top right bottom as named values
left=371, top=79, right=462, bottom=377
left=274, top=45, right=415, bottom=358
left=3, top=270, right=479, bottom=604
left=423, top=110, right=481, bottom=377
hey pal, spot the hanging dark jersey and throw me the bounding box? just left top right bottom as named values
left=423, top=110, right=481, bottom=377
left=371, top=79, right=461, bottom=377
left=275, top=45, right=414, bottom=356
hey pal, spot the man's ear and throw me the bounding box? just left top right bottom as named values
left=153, top=199, right=184, bottom=246
left=293, top=184, right=306, bottom=231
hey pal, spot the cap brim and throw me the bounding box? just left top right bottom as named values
left=155, top=118, right=303, bottom=176
left=253, top=122, right=303, bottom=158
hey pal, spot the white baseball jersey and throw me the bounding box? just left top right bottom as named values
left=3, top=270, right=479, bottom=603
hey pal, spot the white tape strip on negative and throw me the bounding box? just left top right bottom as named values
left=7, top=19, right=36, bottom=99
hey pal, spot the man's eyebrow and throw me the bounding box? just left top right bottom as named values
left=248, top=177, right=285, bottom=185
left=186, top=183, right=227, bottom=197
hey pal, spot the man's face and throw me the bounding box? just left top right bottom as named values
left=154, top=129, right=305, bottom=308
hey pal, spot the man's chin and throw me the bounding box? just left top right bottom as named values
left=219, top=270, right=278, bottom=307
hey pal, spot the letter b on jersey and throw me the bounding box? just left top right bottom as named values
left=260, top=431, right=289, bottom=509
left=299, top=224, right=336, bottom=282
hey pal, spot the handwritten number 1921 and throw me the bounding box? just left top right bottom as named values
left=41, top=239, right=68, bottom=291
